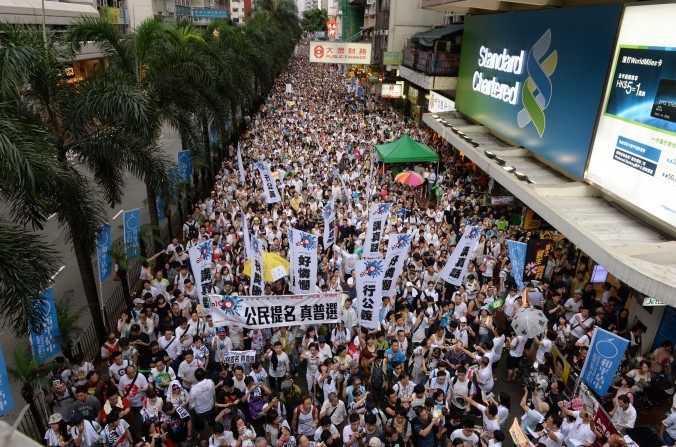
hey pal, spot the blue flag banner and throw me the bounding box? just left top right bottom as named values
left=123, top=209, right=141, bottom=259
left=29, top=288, right=61, bottom=364
left=177, top=150, right=192, bottom=184
left=507, top=240, right=527, bottom=290
left=581, top=327, right=629, bottom=396
left=96, top=224, right=113, bottom=282
left=0, top=347, right=14, bottom=416
left=156, top=195, right=165, bottom=221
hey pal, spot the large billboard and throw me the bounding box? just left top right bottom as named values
left=455, top=5, right=622, bottom=179
left=309, top=41, right=372, bottom=65
left=586, top=4, right=676, bottom=230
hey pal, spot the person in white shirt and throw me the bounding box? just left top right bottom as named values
left=506, top=334, right=528, bottom=382
left=117, top=365, right=148, bottom=409
left=533, top=331, right=554, bottom=364
left=177, top=351, right=203, bottom=390
left=569, top=308, right=594, bottom=339
left=158, top=330, right=182, bottom=361
left=609, top=395, right=636, bottom=429
left=531, top=414, right=564, bottom=447
left=557, top=403, right=597, bottom=447
left=320, top=392, right=348, bottom=428
left=563, top=292, right=583, bottom=320
left=189, top=368, right=215, bottom=433
left=450, top=420, right=480, bottom=446
left=340, top=298, right=358, bottom=336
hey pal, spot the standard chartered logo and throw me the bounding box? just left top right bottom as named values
left=517, top=29, right=558, bottom=137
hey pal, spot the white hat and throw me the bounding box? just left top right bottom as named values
left=48, top=413, right=63, bottom=424
left=406, top=281, right=413, bottom=287
left=133, top=298, right=144, bottom=305
left=347, top=277, right=354, bottom=286
left=369, top=439, right=383, bottom=447
left=460, top=317, right=467, bottom=323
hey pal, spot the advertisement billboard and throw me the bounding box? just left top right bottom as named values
left=381, top=83, right=402, bottom=99
left=309, top=41, right=372, bottom=65
left=455, top=5, right=622, bottom=178
left=428, top=91, right=456, bottom=113
left=586, top=4, right=676, bottom=230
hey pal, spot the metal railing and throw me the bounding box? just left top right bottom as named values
left=11, top=395, right=51, bottom=441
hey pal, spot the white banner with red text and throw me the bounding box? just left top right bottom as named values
left=309, top=41, right=372, bottom=65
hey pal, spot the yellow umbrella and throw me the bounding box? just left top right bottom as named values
left=243, top=252, right=290, bottom=282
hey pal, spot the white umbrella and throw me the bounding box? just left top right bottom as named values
left=511, top=307, right=548, bottom=338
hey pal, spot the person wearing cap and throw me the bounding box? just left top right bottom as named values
left=130, top=298, right=145, bottom=322
left=44, top=413, right=71, bottom=447
left=69, top=412, right=100, bottom=447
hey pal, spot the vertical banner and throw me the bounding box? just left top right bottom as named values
left=156, top=195, right=165, bottom=221
left=355, top=259, right=386, bottom=329
left=382, top=234, right=412, bottom=297
left=29, top=288, right=61, bottom=364
left=322, top=199, right=336, bottom=250
left=365, top=153, right=376, bottom=200
left=243, top=214, right=264, bottom=296
left=580, top=327, right=629, bottom=396
left=237, top=144, right=246, bottom=183
left=592, top=408, right=618, bottom=447
left=255, top=161, right=281, bottom=204
left=289, top=229, right=319, bottom=294
left=440, top=225, right=483, bottom=286
left=523, top=239, right=554, bottom=282
left=363, top=203, right=392, bottom=258
left=189, top=239, right=214, bottom=308
left=177, top=150, right=193, bottom=184
left=0, top=347, right=13, bottom=416
left=96, top=224, right=113, bottom=282
left=123, top=209, right=141, bottom=259
left=507, top=240, right=527, bottom=290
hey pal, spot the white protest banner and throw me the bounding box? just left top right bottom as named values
left=242, top=213, right=264, bottom=295
left=222, top=350, right=257, bottom=364
left=288, top=228, right=319, bottom=294
left=309, top=41, right=372, bottom=65
left=354, top=259, right=386, bottom=329
left=206, top=292, right=340, bottom=329
left=440, top=225, right=483, bottom=286
left=255, top=161, right=281, bottom=204
left=188, top=239, right=213, bottom=308
left=237, top=143, right=245, bottom=183
left=363, top=203, right=392, bottom=258
left=322, top=199, right=336, bottom=250
left=382, top=233, right=413, bottom=297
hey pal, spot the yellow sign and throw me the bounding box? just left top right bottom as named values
left=551, top=347, right=572, bottom=385
left=509, top=418, right=529, bottom=447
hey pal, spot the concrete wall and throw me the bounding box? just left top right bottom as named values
left=387, top=0, right=443, bottom=53
left=125, top=0, right=155, bottom=28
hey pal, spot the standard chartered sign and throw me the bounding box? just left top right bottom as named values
left=472, top=47, right=525, bottom=105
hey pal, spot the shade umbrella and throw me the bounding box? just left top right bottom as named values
left=511, top=307, right=548, bottom=338
left=243, top=252, right=290, bottom=282
left=395, top=171, right=425, bottom=187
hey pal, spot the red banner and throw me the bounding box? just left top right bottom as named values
left=593, top=408, right=618, bottom=447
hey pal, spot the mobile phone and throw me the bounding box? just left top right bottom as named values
left=53, top=379, right=62, bottom=387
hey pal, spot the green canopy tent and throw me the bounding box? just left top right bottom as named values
left=375, top=134, right=439, bottom=163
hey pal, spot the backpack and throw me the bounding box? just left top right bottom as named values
left=186, top=222, right=198, bottom=240
left=371, top=359, right=386, bottom=390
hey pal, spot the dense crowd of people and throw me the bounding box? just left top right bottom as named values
left=40, top=41, right=675, bottom=447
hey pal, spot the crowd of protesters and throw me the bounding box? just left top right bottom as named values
left=41, top=41, right=675, bottom=447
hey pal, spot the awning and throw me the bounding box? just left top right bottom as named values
left=376, top=134, right=439, bottom=163
left=410, top=24, right=463, bottom=47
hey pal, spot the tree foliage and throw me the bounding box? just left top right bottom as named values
left=301, top=8, right=329, bottom=32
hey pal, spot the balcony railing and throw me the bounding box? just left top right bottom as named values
left=402, top=44, right=460, bottom=76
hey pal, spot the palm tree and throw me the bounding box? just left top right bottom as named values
left=55, top=295, right=87, bottom=360
left=0, top=25, right=165, bottom=340
left=7, top=346, right=55, bottom=428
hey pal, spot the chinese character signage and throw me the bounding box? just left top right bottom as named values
left=237, top=144, right=246, bottom=183
left=242, top=215, right=264, bottom=296
left=326, top=19, right=337, bottom=39
left=382, top=234, right=412, bottom=297
left=322, top=199, right=337, bottom=250
left=222, top=350, right=257, bottom=365
left=123, top=208, right=141, bottom=259
left=29, top=288, right=61, bottom=364
left=254, top=161, right=281, bottom=204
left=289, top=229, right=318, bottom=294
left=428, top=91, right=456, bottom=113
left=440, top=225, right=483, bottom=286
left=593, top=407, right=618, bottom=447
left=192, top=7, right=229, bottom=18
left=363, top=203, right=392, bottom=258
left=0, top=347, right=13, bottom=416
left=309, top=41, right=372, bottom=65
left=506, top=240, right=527, bottom=290
left=206, top=293, right=340, bottom=329
left=355, top=259, right=386, bottom=329
left=383, top=51, right=403, bottom=66
left=96, top=224, right=112, bottom=282
left=189, top=239, right=213, bottom=308
left=177, top=150, right=192, bottom=184
left=523, top=239, right=554, bottom=282
left=580, top=327, right=629, bottom=396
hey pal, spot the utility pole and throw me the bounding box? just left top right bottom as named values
left=41, top=0, right=47, bottom=45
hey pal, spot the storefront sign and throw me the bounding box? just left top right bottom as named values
left=383, top=51, right=402, bottom=66
left=456, top=5, right=622, bottom=178
left=586, top=4, right=676, bottom=229
left=309, top=41, right=372, bottom=65
left=581, top=327, right=629, bottom=396
left=192, top=8, right=229, bottom=18
left=205, top=293, right=340, bottom=329
left=642, top=297, right=665, bottom=307
left=428, top=91, right=456, bottom=113
left=381, top=83, right=402, bottom=98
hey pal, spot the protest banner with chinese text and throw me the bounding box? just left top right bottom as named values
left=382, top=234, right=412, bottom=297
left=237, top=144, right=245, bottom=183
left=354, top=259, right=386, bottom=329
left=29, top=288, right=61, bottom=363
left=189, top=239, right=213, bottom=308
left=322, top=199, right=336, bottom=250
left=222, top=350, right=257, bottom=365
left=96, top=224, right=112, bottom=282
left=289, top=229, right=319, bottom=294
left=507, top=240, right=527, bottom=290
left=581, top=327, right=629, bottom=396
left=440, top=225, right=482, bottom=285
left=123, top=208, right=141, bottom=259
left=205, top=293, right=340, bottom=329
left=255, top=161, right=281, bottom=204
left=363, top=203, right=392, bottom=258
left=243, top=215, right=264, bottom=296
left=523, top=239, right=554, bottom=282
